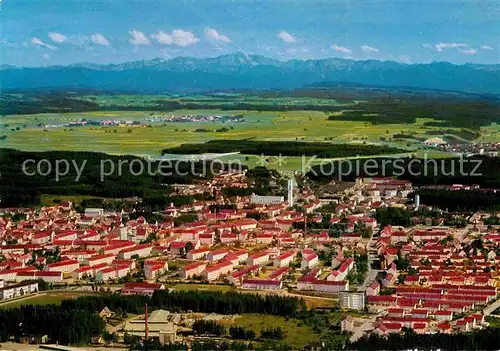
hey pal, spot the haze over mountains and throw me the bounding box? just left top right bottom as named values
left=2, top=53, right=500, bottom=94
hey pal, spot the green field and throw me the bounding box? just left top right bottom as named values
left=39, top=194, right=110, bottom=207
left=1, top=110, right=477, bottom=157
left=220, top=313, right=324, bottom=348
left=0, top=291, right=93, bottom=309
left=2, top=92, right=498, bottom=171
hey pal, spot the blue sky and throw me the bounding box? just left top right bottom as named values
left=2, top=0, right=499, bottom=66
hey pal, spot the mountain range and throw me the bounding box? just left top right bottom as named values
left=2, top=53, right=500, bottom=94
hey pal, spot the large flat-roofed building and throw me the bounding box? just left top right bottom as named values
left=124, top=309, right=176, bottom=343
left=250, top=195, right=284, bottom=205
left=339, top=291, right=366, bottom=310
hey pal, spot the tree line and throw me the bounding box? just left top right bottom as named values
left=307, top=156, right=500, bottom=189
left=0, top=149, right=240, bottom=207
left=162, top=139, right=404, bottom=158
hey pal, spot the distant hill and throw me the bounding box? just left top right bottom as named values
left=2, top=53, right=500, bottom=94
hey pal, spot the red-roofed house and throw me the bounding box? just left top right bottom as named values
left=187, top=247, right=210, bottom=260
left=207, top=248, right=229, bottom=262
left=273, top=251, right=296, bottom=268
left=122, top=282, right=165, bottom=296
left=180, top=262, right=207, bottom=279
left=118, top=243, right=153, bottom=259
left=202, top=261, right=233, bottom=281
left=242, top=279, right=282, bottom=290
left=45, top=260, right=80, bottom=273
left=247, top=251, right=270, bottom=266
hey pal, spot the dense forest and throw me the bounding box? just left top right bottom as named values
left=307, top=156, right=500, bottom=188
left=327, top=100, right=500, bottom=129
left=0, top=149, right=242, bottom=207
left=0, top=290, right=305, bottom=345
left=347, top=328, right=500, bottom=351
left=414, top=189, right=500, bottom=211
left=161, top=139, right=404, bottom=158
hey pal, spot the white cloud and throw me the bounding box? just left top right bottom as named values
left=90, top=33, right=110, bottom=46
left=48, top=32, right=66, bottom=43
left=434, top=42, right=468, bottom=52
left=361, top=45, right=379, bottom=53
left=31, top=37, right=57, bottom=50
left=398, top=55, right=412, bottom=64
left=286, top=48, right=298, bottom=55
left=171, top=29, right=199, bottom=47
left=459, top=48, right=477, bottom=55
left=205, top=28, right=231, bottom=43
left=152, top=31, right=173, bottom=45
left=129, top=30, right=151, bottom=45
left=152, top=29, right=199, bottom=47
left=331, top=44, right=351, bottom=54
left=480, top=45, right=494, bottom=50
left=422, top=43, right=433, bottom=49
left=42, top=53, right=50, bottom=60
left=277, top=30, right=296, bottom=43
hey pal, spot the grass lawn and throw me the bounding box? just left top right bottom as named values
left=39, top=194, right=111, bottom=207
left=486, top=316, right=500, bottom=328
left=0, top=291, right=93, bottom=309
left=221, top=313, right=322, bottom=348
left=169, top=283, right=234, bottom=292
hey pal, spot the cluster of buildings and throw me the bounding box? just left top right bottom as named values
left=2, top=167, right=499, bottom=342
left=365, top=221, right=500, bottom=335
left=438, top=141, right=500, bottom=157
left=161, top=114, right=244, bottom=123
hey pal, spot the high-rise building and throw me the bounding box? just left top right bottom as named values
left=287, top=179, right=294, bottom=207
left=415, top=194, right=420, bottom=209
left=339, top=291, right=366, bottom=310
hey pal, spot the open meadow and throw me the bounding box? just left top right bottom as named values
left=2, top=93, right=498, bottom=172
left=0, top=291, right=96, bottom=309
left=1, top=109, right=481, bottom=158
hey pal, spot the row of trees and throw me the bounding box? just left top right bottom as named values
left=0, top=304, right=104, bottom=345
left=191, top=320, right=263, bottom=340
left=61, top=290, right=306, bottom=317
left=307, top=156, right=500, bottom=189
left=162, top=139, right=404, bottom=158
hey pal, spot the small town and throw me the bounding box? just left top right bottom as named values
left=1, top=168, right=499, bottom=349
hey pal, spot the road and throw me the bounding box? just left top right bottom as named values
left=358, top=227, right=382, bottom=292
left=349, top=314, right=378, bottom=342
left=483, top=297, right=500, bottom=316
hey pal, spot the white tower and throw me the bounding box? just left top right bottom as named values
left=287, top=179, right=294, bottom=207
left=414, top=194, right=420, bottom=209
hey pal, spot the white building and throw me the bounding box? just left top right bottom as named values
left=247, top=252, right=269, bottom=266
left=202, top=261, right=233, bottom=281
left=187, top=247, right=210, bottom=260
left=339, top=291, right=366, bottom=310
left=273, top=251, right=296, bottom=268
left=250, top=195, right=284, bottom=205
left=84, top=208, right=104, bottom=217
left=0, top=281, right=38, bottom=300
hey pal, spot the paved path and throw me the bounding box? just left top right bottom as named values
left=0, top=292, right=46, bottom=308
left=483, top=298, right=500, bottom=316
left=349, top=315, right=378, bottom=342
